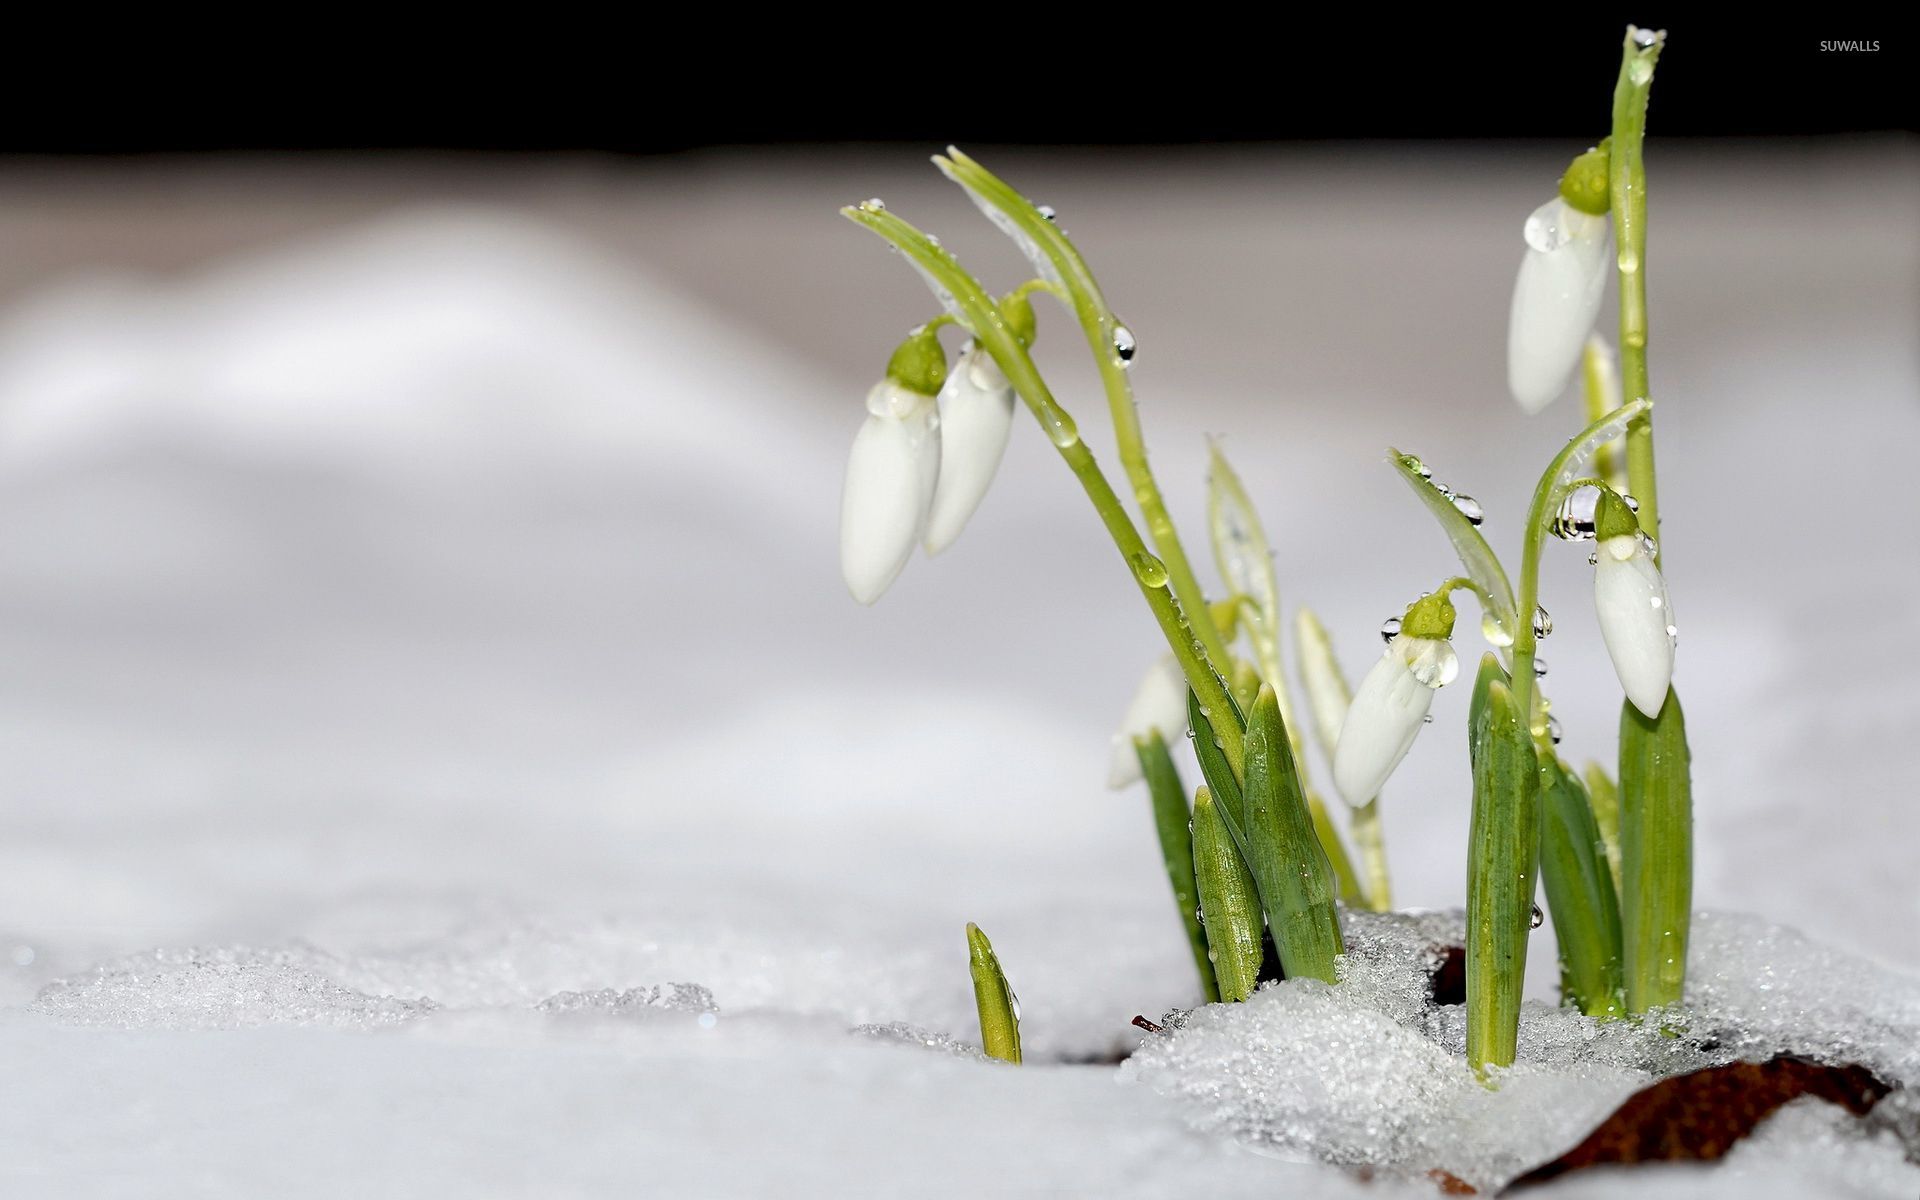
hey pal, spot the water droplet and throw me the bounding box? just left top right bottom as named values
left=1621, top=493, right=1640, bottom=513
left=1451, top=493, right=1484, bottom=526
left=1532, top=658, right=1549, bottom=678
left=1035, top=204, right=1058, bottom=222
left=1532, top=605, right=1554, bottom=639
left=1631, top=25, right=1661, bottom=48
left=1551, top=485, right=1600, bottom=540
left=925, top=234, right=941, bottom=247
left=1407, top=639, right=1459, bottom=688
left=1112, top=324, right=1137, bottom=365
left=858, top=197, right=886, bottom=212
left=1379, top=616, right=1402, bottom=643
left=1530, top=904, right=1545, bottom=929
left=1666, top=623, right=1678, bottom=640
left=1043, top=411, right=1080, bottom=448
left=1523, top=199, right=1572, bottom=252
left=1480, top=612, right=1514, bottom=648
left=1587, top=550, right=1599, bottom=566
left=1129, top=551, right=1169, bottom=588
left=1009, top=987, right=1022, bottom=1022
left=1640, top=533, right=1659, bottom=557
left=1649, top=595, right=1663, bottom=610
left=1618, top=249, right=1641, bottom=274
left=1399, top=454, right=1432, bottom=479
left=1547, top=716, right=1564, bottom=745
left=1421, top=714, right=1434, bottom=725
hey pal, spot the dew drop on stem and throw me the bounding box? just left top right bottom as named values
left=1035, top=204, right=1058, bottom=222
left=1112, top=324, right=1137, bottom=366
left=1129, top=551, right=1170, bottom=588
left=1532, top=657, right=1548, bottom=678
left=1532, top=605, right=1554, bottom=639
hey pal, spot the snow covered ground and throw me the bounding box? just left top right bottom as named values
left=0, top=142, right=1914, bottom=1195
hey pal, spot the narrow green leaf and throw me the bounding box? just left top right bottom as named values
left=1538, top=754, right=1625, bottom=1018
left=1467, top=666, right=1541, bottom=1077
left=1619, top=687, right=1693, bottom=1013
left=1582, top=760, right=1624, bottom=897
left=1191, top=787, right=1264, bottom=1002
left=1293, top=606, right=1353, bottom=763
left=1389, top=450, right=1519, bottom=647
left=1243, top=686, right=1345, bottom=983
left=1207, top=442, right=1281, bottom=637
left=1187, top=688, right=1245, bottom=834
left=1135, top=733, right=1218, bottom=1003
left=965, top=923, right=1022, bottom=1063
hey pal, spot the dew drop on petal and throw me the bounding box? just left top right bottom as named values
left=1450, top=493, right=1484, bottom=526
left=1523, top=199, right=1572, bottom=252
left=1587, top=550, right=1599, bottom=566
left=1379, top=616, right=1402, bottom=643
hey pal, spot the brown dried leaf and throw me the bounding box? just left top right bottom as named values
left=1506, top=1054, right=1892, bottom=1191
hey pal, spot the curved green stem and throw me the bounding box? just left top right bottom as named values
left=845, top=203, right=1244, bottom=773
left=1509, top=400, right=1653, bottom=727
left=1611, top=28, right=1665, bottom=561
left=936, top=150, right=1230, bottom=670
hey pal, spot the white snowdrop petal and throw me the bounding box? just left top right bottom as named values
left=1332, top=644, right=1435, bottom=806
left=924, top=344, right=1015, bottom=555
left=839, top=396, right=939, bottom=605
left=1594, top=539, right=1674, bottom=717
left=1507, top=199, right=1611, bottom=414
left=1107, top=654, right=1190, bottom=788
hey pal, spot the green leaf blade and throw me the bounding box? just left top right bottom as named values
left=1389, top=451, right=1519, bottom=646
left=1619, top=687, right=1693, bottom=1013
left=965, top=923, right=1022, bottom=1064
left=1135, top=733, right=1218, bottom=1003
left=1242, top=686, right=1345, bottom=984
left=1191, top=787, right=1265, bottom=1002
left=1466, top=665, right=1541, bottom=1077
left=1539, top=754, right=1625, bottom=1019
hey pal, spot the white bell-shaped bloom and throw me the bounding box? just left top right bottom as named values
left=1594, top=533, right=1675, bottom=718
left=1333, top=634, right=1457, bottom=806
left=1107, top=653, right=1190, bottom=788
left=924, top=341, right=1015, bottom=555
left=1508, top=196, right=1612, bottom=414
left=839, top=382, right=940, bottom=605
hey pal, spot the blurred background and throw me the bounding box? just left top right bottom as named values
left=0, top=18, right=1913, bottom=1045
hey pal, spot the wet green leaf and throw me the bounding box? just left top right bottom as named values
left=1243, top=686, right=1345, bottom=983
left=965, top=923, right=1021, bottom=1064
left=1539, top=753, right=1624, bottom=1018
left=1389, top=451, right=1518, bottom=648
left=1135, top=733, right=1217, bottom=1002
left=1619, top=687, right=1692, bottom=1013
left=1191, top=787, right=1264, bottom=1002
left=1467, top=662, right=1540, bottom=1076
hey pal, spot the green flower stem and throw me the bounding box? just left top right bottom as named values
left=1191, top=786, right=1264, bottom=1001
left=845, top=204, right=1244, bottom=774
left=1619, top=689, right=1693, bottom=1012
left=1466, top=655, right=1541, bottom=1078
left=1581, top=338, right=1626, bottom=492
left=1136, top=732, right=1219, bottom=1002
left=1610, top=28, right=1665, bottom=559
left=965, top=923, right=1022, bottom=1063
left=1507, top=400, right=1652, bottom=730
left=935, top=150, right=1230, bottom=670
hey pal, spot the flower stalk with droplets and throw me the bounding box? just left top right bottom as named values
left=1332, top=588, right=1460, bottom=808
left=838, top=326, right=947, bottom=604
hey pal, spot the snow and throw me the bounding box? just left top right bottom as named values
left=0, top=144, right=1914, bottom=1195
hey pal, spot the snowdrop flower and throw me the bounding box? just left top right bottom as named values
left=1507, top=193, right=1611, bottom=414
left=839, top=330, right=945, bottom=604
left=923, top=340, right=1015, bottom=555
left=1591, top=488, right=1674, bottom=717
left=1107, top=653, right=1190, bottom=788
left=1333, top=591, right=1458, bottom=806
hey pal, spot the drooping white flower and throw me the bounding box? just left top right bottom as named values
left=1591, top=490, right=1674, bottom=717
left=1333, top=591, right=1459, bottom=806
left=1107, top=653, right=1190, bottom=788
left=1508, top=196, right=1612, bottom=414
left=924, top=341, right=1015, bottom=555
left=839, top=381, right=940, bottom=604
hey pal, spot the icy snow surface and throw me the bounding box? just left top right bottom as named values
left=0, top=147, right=1915, bottom=1195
